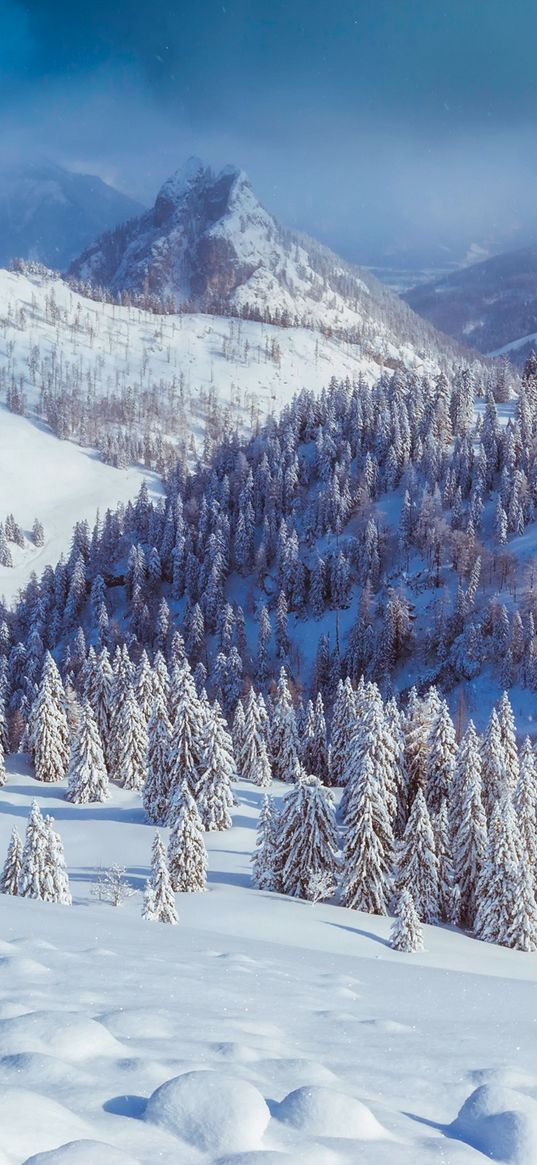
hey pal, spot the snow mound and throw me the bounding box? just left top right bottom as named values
left=23, top=1141, right=140, bottom=1165
left=276, top=1085, right=390, bottom=1139
left=0, top=1051, right=94, bottom=1090
left=451, top=1084, right=537, bottom=1163
left=0, top=1088, right=88, bottom=1159
left=0, top=1010, right=123, bottom=1061
left=145, top=1069, right=270, bottom=1153
left=99, top=1007, right=177, bottom=1039
left=215, top=1154, right=292, bottom=1164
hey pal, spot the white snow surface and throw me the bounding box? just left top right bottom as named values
left=0, top=758, right=536, bottom=1163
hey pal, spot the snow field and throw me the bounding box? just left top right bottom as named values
left=1, top=760, right=537, bottom=1162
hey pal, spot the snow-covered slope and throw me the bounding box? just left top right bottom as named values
left=69, top=157, right=478, bottom=371
left=0, top=265, right=385, bottom=599
left=0, top=761, right=536, bottom=1164
left=0, top=163, right=143, bottom=272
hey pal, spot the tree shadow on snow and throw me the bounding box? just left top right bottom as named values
left=0, top=794, right=147, bottom=827
left=323, top=921, right=392, bottom=949
left=207, top=867, right=251, bottom=889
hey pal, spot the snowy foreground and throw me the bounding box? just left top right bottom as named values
left=0, top=762, right=537, bottom=1163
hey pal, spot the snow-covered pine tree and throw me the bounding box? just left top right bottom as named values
left=135, top=651, right=156, bottom=726
left=30, top=653, right=70, bottom=783
left=167, top=780, right=208, bottom=892
left=19, top=801, right=48, bottom=899
left=107, top=645, right=135, bottom=775
left=231, top=700, right=246, bottom=775
left=43, top=815, right=72, bottom=905
left=341, top=683, right=398, bottom=822
left=515, top=737, right=537, bottom=877
left=508, top=859, right=537, bottom=952
left=251, top=793, right=278, bottom=890
left=270, top=668, right=300, bottom=782
left=433, top=799, right=457, bottom=924
left=497, top=691, right=520, bottom=794
left=142, top=832, right=178, bottom=924
left=474, top=793, right=525, bottom=947
left=84, top=646, right=113, bottom=770
left=0, top=827, right=22, bottom=895
left=115, top=686, right=148, bottom=791
left=329, top=677, right=356, bottom=787
left=143, top=697, right=171, bottom=824
left=65, top=700, right=109, bottom=804
left=167, top=662, right=205, bottom=800
left=453, top=722, right=488, bottom=929
left=241, top=687, right=265, bottom=782
left=481, top=708, right=508, bottom=817
left=341, top=755, right=393, bottom=914
left=276, top=774, right=338, bottom=900
left=403, top=687, right=434, bottom=805
left=425, top=699, right=456, bottom=816
left=197, top=704, right=235, bottom=830
left=252, top=738, right=272, bottom=787
left=394, top=789, right=439, bottom=923
left=390, top=889, right=424, bottom=953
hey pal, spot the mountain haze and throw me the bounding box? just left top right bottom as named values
left=0, top=162, right=144, bottom=271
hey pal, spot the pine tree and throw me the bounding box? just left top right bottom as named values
left=197, top=706, right=235, bottom=831
left=270, top=668, right=300, bottom=781
left=453, top=722, right=488, bottom=929
left=19, top=801, right=48, bottom=899
left=65, top=700, right=109, bottom=804
left=84, top=647, right=113, bottom=770
left=433, top=800, right=457, bottom=924
left=167, top=780, right=208, bottom=892
left=31, top=653, right=70, bottom=783
left=341, top=755, right=393, bottom=914
left=276, top=775, right=338, bottom=900
left=167, top=663, right=205, bottom=800
left=481, top=708, right=508, bottom=817
left=515, top=737, right=537, bottom=877
left=330, top=678, right=356, bottom=787
left=497, top=691, right=520, bottom=794
left=474, top=794, right=525, bottom=946
left=142, top=833, right=178, bottom=924
left=508, top=860, right=537, bottom=952
left=0, top=828, right=22, bottom=895
left=143, top=698, right=171, bottom=824
left=116, top=688, right=148, bottom=791
left=425, top=699, right=456, bottom=816
left=252, top=738, right=273, bottom=788
left=43, top=815, right=72, bottom=905
left=394, top=790, right=439, bottom=923
left=251, top=794, right=278, bottom=889
left=390, top=889, right=424, bottom=953
left=231, top=700, right=246, bottom=775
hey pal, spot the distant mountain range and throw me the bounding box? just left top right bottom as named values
left=403, top=243, right=537, bottom=366
left=0, top=163, right=143, bottom=271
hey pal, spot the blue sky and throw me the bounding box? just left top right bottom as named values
left=3, top=0, right=537, bottom=265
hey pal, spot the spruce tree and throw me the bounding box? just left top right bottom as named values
left=167, top=663, right=205, bottom=800
left=0, top=828, right=22, bottom=895
left=341, top=755, right=393, bottom=914
left=508, top=860, right=537, bottom=952
left=330, top=678, right=356, bottom=787
left=433, top=800, right=457, bottom=924
left=394, top=789, right=439, bottom=923
left=270, top=668, right=300, bottom=782
left=390, top=889, right=424, bottom=953
left=197, top=706, right=235, bottom=831
left=143, top=832, right=178, bottom=924
left=241, top=687, right=265, bottom=782
left=167, top=780, right=208, bottom=892
left=116, top=687, right=148, bottom=791
left=19, top=801, right=48, bottom=899
left=453, top=723, right=488, bottom=929
left=251, top=794, right=278, bottom=890
left=43, top=816, right=72, bottom=905
left=252, top=738, right=272, bottom=788
left=66, top=700, right=109, bottom=804
left=474, top=794, right=525, bottom=947
left=515, top=737, right=537, bottom=877
left=31, top=653, right=70, bottom=783
left=276, top=775, right=338, bottom=900
left=497, top=691, right=520, bottom=794
left=231, top=700, right=246, bottom=775
left=425, top=699, right=456, bottom=816
left=143, top=698, right=171, bottom=824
